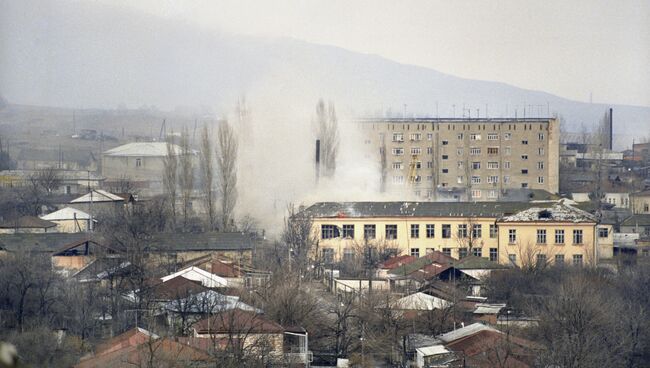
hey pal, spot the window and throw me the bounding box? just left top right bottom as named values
left=457, top=176, right=464, bottom=184
left=392, top=133, right=404, bottom=142
left=457, top=148, right=463, bottom=156
left=521, top=169, right=528, bottom=174
left=487, top=147, right=499, bottom=155
left=504, top=147, right=511, bottom=155
left=386, top=225, right=398, bottom=240
left=342, top=224, right=355, bottom=239
left=487, top=133, right=499, bottom=140
left=490, top=224, right=498, bottom=238
left=442, top=224, right=451, bottom=238
left=489, top=248, right=498, bottom=261
left=410, top=133, right=421, bottom=141
left=504, top=161, right=511, bottom=169
left=538, top=147, right=545, bottom=155
left=458, top=224, right=468, bottom=238
left=555, top=230, right=565, bottom=244
left=427, top=175, right=433, bottom=181
left=537, top=162, right=544, bottom=169
left=470, top=147, right=481, bottom=155
left=426, top=224, right=435, bottom=238
left=442, top=155, right=448, bottom=160
left=645, top=203, right=649, bottom=212
left=598, top=228, right=609, bottom=238
left=427, top=147, right=433, bottom=154
left=392, top=162, right=403, bottom=170
left=442, top=140, right=449, bottom=145
left=522, top=140, right=528, bottom=145
left=504, top=176, right=511, bottom=184
left=471, top=189, right=482, bottom=198
left=459, top=248, right=468, bottom=258
left=343, top=248, right=355, bottom=262
left=487, top=162, right=499, bottom=169
left=538, top=133, right=545, bottom=140
left=322, top=248, right=334, bottom=263
left=457, top=161, right=464, bottom=169
left=504, top=133, right=512, bottom=140
left=64, top=185, right=71, bottom=194
left=508, top=229, right=517, bottom=244
left=487, top=176, right=499, bottom=184
left=427, top=161, right=433, bottom=168
left=508, top=254, right=517, bottom=264
left=470, top=133, right=481, bottom=140
left=536, top=254, right=547, bottom=265
left=573, top=254, right=583, bottom=266
left=442, top=248, right=451, bottom=256
left=573, top=230, right=583, bottom=244
left=410, top=224, right=420, bottom=238
left=442, top=168, right=448, bottom=174
left=471, top=176, right=481, bottom=184
left=472, top=248, right=482, bottom=257
left=364, top=225, right=376, bottom=240
left=472, top=162, right=481, bottom=170
left=555, top=254, right=565, bottom=265
left=521, top=183, right=529, bottom=188
left=537, top=229, right=547, bottom=244
left=411, top=147, right=421, bottom=155
left=537, top=176, right=544, bottom=184
left=472, top=224, right=482, bottom=238
left=393, top=176, right=404, bottom=184
left=415, top=161, right=422, bottom=169
left=521, top=154, right=528, bottom=160
left=392, top=148, right=404, bottom=156
left=427, top=133, right=433, bottom=140
left=410, top=248, right=420, bottom=257
left=321, top=225, right=338, bottom=239
left=135, top=158, right=142, bottom=167
left=457, top=133, right=464, bottom=140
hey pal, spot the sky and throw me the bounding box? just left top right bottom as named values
left=99, top=0, right=650, bottom=107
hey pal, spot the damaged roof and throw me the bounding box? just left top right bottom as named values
left=498, top=203, right=597, bottom=223
left=301, top=202, right=543, bottom=218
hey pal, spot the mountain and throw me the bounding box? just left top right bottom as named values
left=1, top=0, right=648, bottom=148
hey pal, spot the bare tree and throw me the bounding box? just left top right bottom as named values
left=315, top=99, right=339, bottom=177
left=178, top=127, right=194, bottom=228
left=453, top=218, right=484, bottom=257
left=163, top=134, right=178, bottom=228
left=216, top=119, right=238, bottom=231
left=379, top=135, right=387, bottom=193
left=199, top=125, right=216, bottom=230
left=106, top=175, right=139, bottom=196
left=281, top=204, right=317, bottom=276
left=32, top=167, right=62, bottom=194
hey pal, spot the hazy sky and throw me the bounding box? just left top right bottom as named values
left=100, top=0, right=650, bottom=107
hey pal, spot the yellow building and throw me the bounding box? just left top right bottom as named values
left=301, top=201, right=608, bottom=267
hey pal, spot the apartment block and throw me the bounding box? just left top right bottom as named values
left=359, top=118, right=559, bottom=200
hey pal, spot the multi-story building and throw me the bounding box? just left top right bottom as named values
left=358, top=118, right=559, bottom=200
left=300, top=201, right=610, bottom=267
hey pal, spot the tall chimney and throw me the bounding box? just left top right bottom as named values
left=609, top=108, right=613, bottom=150
left=315, top=139, right=321, bottom=183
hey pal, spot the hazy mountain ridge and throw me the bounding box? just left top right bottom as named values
left=1, top=0, right=648, bottom=148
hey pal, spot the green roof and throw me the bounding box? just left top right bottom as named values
left=455, top=256, right=507, bottom=270
left=389, top=257, right=433, bottom=276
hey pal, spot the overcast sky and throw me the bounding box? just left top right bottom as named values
left=100, top=0, right=650, bottom=107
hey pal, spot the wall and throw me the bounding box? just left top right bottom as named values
left=49, top=219, right=91, bottom=233
left=631, top=193, right=650, bottom=214
left=604, top=193, right=630, bottom=209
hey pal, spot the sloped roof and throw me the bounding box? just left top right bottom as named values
left=416, top=345, right=450, bottom=356
left=0, top=232, right=90, bottom=252
left=392, top=292, right=451, bottom=310
left=0, top=216, right=57, bottom=229
left=147, top=232, right=255, bottom=251
left=41, top=207, right=92, bottom=221
left=456, top=256, right=508, bottom=270
left=18, top=148, right=95, bottom=165
left=163, top=290, right=259, bottom=314
left=71, top=189, right=125, bottom=203
left=94, top=327, right=158, bottom=357
left=194, top=309, right=284, bottom=335
left=301, top=202, right=543, bottom=219
left=379, top=255, right=416, bottom=270
left=148, top=276, right=208, bottom=300
left=389, top=252, right=455, bottom=277
left=160, top=266, right=228, bottom=288
left=437, top=323, right=499, bottom=343
left=103, top=142, right=183, bottom=157
left=621, top=214, right=650, bottom=227
left=498, top=203, right=597, bottom=223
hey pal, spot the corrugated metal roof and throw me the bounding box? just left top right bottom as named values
left=71, top=189, right=125, bottom=203
left=437, top=323, right=499, bottom=343
left=41, top=207, right=92, bottom=220
left=103, top=142, right=183, bottom=157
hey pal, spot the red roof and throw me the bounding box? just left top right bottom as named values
left=147, top=276, right=207, bottom=300
left=379, top=255, right=416, bottom=269
left=210, top=259, right=241, bottom=277
left=93, top=327, right=155, bottom=357
left=445, top=330, right=538, bottom=368
left=194, top=309, right=284, bottom=335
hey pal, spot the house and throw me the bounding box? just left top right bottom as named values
left=17, top=148, right=98, bottom=171
left=0, top=232, right=90, bottom=257
left=472, top=303, right=506, bottom=325
left=51, top=238, right=123, bottom=276
left=102, top=142, right=191, bottom=196
left=147, top=232, right=256, bottom=264
left=376, top=255, right=416, bottom=278
left=70, top=189, right=132, bottom=214
left=75, top=328, right=212, bottom=368
left=160, top=267, right=228, bottom=288
left=181, top=254, right=272, bottom=289
left=392, top=292, right=451, bottom=311
left=630, top=190, right=650, bottom=214
left=40, top=207, right=95, bottom=232
left=454, top=256, right=508, bottom=280
left=415, top=345, right=458, bottom=368
left=0, top=169, right=105, bottom=195
left=0, top=216, right=57, bottom=234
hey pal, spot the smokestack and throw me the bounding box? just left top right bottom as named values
left=609, top=108, right=613, bottom=150
left=315, top=139, right=321, bottom=183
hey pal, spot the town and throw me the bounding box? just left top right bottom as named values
left=0, top=1, right=649, bottom=368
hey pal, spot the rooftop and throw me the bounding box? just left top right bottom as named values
left=498, top=203, right=597, bottom=223
left=41, top=207, right=92, bottom=221
left=193, top=309, right=284, bottom=334
left=147, top=232, right=255, bottom=251
left=103, top=142, right=183, bottom=157
left=456, top=256, right=508, bottom=270
left=621, top=214, right=650, bottom=227
left=0, top=232, right=90, bottom=252
left=17, top=148, right=96, bottom=165
left=71, top=189, right=125, bottom=203
left=0, top=216, right=57, bottom=229
left=356, top=117, right=554, bottom=123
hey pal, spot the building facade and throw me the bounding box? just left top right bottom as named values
left=358, top=118, right=559, bottom=200
left=300, top=201, right=607, bottom=267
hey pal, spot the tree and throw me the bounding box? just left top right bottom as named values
left=162, top=134, right=178, bottom=228
left=106, top=176, right=139, bottom=196
left=32, top=167, right=62, bottom=194
left=453, top=217, right=484, bottom=257
left=315, top=99, right=339, bottom=178
left=216, top=119, right=238, bottom=231
left=281, top=204, right=317, bottom=276
left=199, top=125, right=216, bottom=230
left=178, top=127, right=194, bottom=229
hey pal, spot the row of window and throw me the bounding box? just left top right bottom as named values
left=508, top=253, right=584, bottom=266
left=391, top=146, right=545, bottom=156
left=321, top=223, right=499, bottom=240
left=507, top=229, right=587, bottom=245
left=391, top=132, right=546, bottom=142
